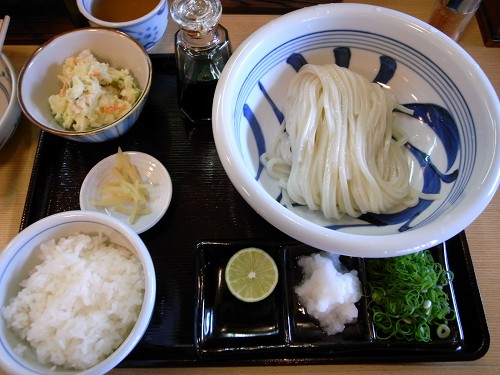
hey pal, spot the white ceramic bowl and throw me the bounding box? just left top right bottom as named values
left=77, top=0, right=168, bottom=50
left=80, top=151, right=173, bottom=233
left=0, top=53, right=21, bottom=150
left=213, top=3, right=500, bottom=258
left=18, top=28, right=152, bottom=143
left=0, top=210, right=156, bottom=375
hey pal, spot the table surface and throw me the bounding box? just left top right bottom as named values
left=1, top=0, right=499, bottom=374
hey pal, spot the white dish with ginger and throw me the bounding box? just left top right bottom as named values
left=80, top=150, right=172, bottom=233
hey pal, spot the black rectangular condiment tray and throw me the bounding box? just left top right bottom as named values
left=20, top=55, right=489, bottom=367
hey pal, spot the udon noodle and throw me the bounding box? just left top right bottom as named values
left=261, top=63, right=417, bottom=220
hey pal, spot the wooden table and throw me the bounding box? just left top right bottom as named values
left=1, top=1, right=499, bottom=374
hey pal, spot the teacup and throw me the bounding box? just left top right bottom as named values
left=76, top=0, right=168, bottom=50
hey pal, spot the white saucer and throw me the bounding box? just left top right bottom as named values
left=80, top=151, right=172, bottom=234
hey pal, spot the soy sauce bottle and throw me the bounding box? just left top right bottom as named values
left=171, top=0, right=231, bottom=125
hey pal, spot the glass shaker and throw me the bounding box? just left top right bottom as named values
left=171, top=0, right=232, bottom=125
left=428, top=0, right=483, bottom=41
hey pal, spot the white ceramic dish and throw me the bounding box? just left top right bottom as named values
left=0, top=53, right=21, bottom=150
left=212, top=3, right=500, bottom=258
left=80, top=151, right=172, bottom=233
left=0, top=210, right=156, bottom=375
left=18, top=28, right=152, bottom=143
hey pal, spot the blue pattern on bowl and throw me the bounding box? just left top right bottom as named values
left=236, top=30, right=472, bottom=234
left=123, top=1, right=167, bottom=50
left=77, top=0, right=168, bottom=51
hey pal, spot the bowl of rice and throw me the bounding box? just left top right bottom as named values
left=18, top=28, right=152, bottom=143
left=0, top=210, right=156, bottom=375
left=212, top=3, right=500, bottom=258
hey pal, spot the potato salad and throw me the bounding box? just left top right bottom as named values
left=48, top=50, right=141, bottom=131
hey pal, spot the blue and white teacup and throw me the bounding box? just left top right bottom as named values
left=77, top=0, right=168, bottom=51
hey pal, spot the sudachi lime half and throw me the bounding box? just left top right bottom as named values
left=224, top=247, right=279, bottom=303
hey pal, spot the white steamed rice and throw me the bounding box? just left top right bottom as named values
left=295, top=252, right=362, bottom=335
left=1, top=233, right=145, bottom=370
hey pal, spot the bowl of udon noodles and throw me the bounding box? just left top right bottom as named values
left=212, top=3, right=500, bottom=258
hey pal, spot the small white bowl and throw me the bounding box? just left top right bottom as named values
left=0, top=53, right=21, bottom=150
left=0, top=210, right=156, bottom=375
left=77, top=0, right=169, bottom=50
left=18, top=28, right=152, bottom=143
left=213, top=3, right=500, bottom=258
left=80, top=151, right=172, bottom=233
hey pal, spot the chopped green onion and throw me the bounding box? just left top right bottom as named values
left=366, top=250, right=455, bottom=342
left=437, top=324, right=451, bottom=338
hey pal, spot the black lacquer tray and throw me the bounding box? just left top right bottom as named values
left=20, top=55, right=489, bottom=367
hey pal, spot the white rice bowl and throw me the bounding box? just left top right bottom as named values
left=2, top=233, right=144, bottom=370
left=0, top=211, right=156, bottom=375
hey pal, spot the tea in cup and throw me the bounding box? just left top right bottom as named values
left=77, top=0, right=168, bottom=50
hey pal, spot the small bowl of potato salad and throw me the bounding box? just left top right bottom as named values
left=18, top=28, right=152, bottom=143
